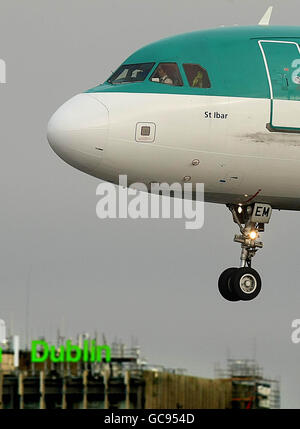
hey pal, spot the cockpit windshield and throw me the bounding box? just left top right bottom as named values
left=107, top=63, right=155, bottom=84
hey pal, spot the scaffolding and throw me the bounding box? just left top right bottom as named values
left=215, top=358, right=280, bottom=409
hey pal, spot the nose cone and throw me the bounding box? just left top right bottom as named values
left=47, top=93, right=109, bottom=172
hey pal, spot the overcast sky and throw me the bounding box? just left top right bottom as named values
left=1, top=0, right=300, bottom=408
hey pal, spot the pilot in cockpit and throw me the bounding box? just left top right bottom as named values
left=157, top=65, right=174, bottom=85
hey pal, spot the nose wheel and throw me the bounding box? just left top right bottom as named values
left=219, top=266, right=261, bottom=302
left=218, top=203, right=271, bottom=302
left=218, top=267, right=239, bottom=301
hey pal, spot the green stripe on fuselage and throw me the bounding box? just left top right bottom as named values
left=86, top=26, right=300, bottom=99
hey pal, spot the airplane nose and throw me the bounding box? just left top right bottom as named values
left=47, top=93, right=109, bottom=170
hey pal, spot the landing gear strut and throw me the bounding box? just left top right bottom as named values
left=218, top=202, right=272, bottom=302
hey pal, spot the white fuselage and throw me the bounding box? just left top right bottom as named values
left=47, top=92, right=300, bottom=210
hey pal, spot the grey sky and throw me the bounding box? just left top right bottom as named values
left=0, top=0, right=300, bottom=408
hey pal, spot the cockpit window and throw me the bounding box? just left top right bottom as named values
left=150, top=63, right=183, bottom=86
left=183, top=64, right=211, bottom=88
left=107, top=63, right=155, bottom=84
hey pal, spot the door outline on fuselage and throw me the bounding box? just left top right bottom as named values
left=258, top=39, right=300, bottom=133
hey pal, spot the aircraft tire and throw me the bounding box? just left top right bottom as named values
left=218, top=267, right=240, bottom=301
left=232, top=267, right=261, bottom=301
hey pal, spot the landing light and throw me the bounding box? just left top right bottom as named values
left=237, top=206, right=243, bottom=214
left=249, top=230, right=258, bottom=240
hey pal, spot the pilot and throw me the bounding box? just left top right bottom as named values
left=192, top=70, right=204, bottom=88
left=157, top=65, right=173, bottom=85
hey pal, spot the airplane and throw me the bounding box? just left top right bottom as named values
left=47, top=7, right=300, bottom=302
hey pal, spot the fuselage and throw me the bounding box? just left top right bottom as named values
left=47, top=25, right=300, bottom=210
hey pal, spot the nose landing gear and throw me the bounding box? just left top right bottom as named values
left=218, top=203, right=272, bottom=302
